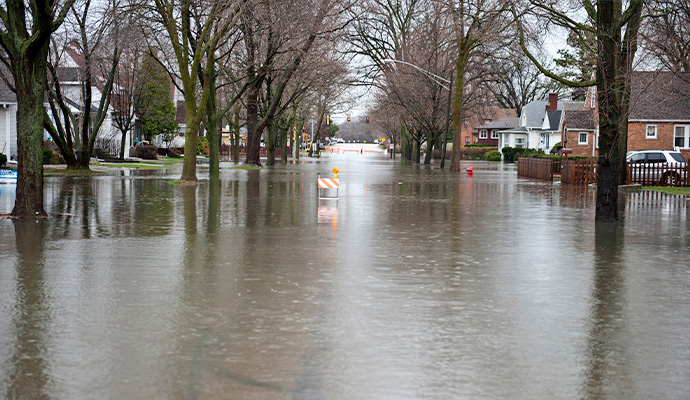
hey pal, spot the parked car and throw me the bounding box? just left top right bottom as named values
left=626, top=150, right=688, bottom=185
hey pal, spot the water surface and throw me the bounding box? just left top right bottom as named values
left=1, top=150, right=689, bottom=399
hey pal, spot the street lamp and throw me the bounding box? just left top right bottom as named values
left=382, top=59, right=453, bottom=169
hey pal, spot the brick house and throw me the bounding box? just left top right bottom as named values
left=474, top=110, right=519, bottom=146
left=460, top=106, right=516, bottom=147
left=560, top=108, right=598, bottom=157
left=627, top=71, right=690, bottom=160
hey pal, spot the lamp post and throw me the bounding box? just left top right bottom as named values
left=382, top=59, right=453, bottom=169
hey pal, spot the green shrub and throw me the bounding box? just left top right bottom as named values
left=502, top=146, right=518, bottom=162
left=197, top=136, right=209, bottom=155
left=42, top=149, right=53, bottom=165
left=465, top=143, right=495, bottom=148
left=483, top=150, right=502, bottom=161
left=536, top=154, right=563, bottom=160
left=520, top=148, right=546, bottom=158
left=0, top=152, right=6, bottom=167
left=550, top=142, right=561, bottom=154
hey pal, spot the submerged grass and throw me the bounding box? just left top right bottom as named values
left=101, top=163, right=167, bottom=169
left=43, top=167, right=106, bottom=177
left=643, top=187, right=690, bottom=196
left=230, top=165, right=262, bottom=170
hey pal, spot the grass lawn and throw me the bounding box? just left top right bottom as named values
left=43, top=167, right=106, bottom=177
left=642, top=186, right=690, bottom=196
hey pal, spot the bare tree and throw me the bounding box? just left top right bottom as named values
left=514, top=0, right=645, bottom=223
left=640, top=0, right=690, bottom=72
left=111, top=2, right=147, bottom=160
left=44, top=0, right=120, bottom=170
left=0, top=0, right=74, bottom=217
left=240, top=0, right=348, bottom=166
left=149, top=0, right=240, bottom=183
left=485, top=44, right=561, bottom=115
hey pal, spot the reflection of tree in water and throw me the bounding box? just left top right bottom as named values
left=44, top=178, right=176, bottom=239
left=5, top=220, right=50, bottom=399
left=582, top=223, right=632, bottom=398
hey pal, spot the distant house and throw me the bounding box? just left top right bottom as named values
left=626, top=71, right=690, bottom=160
left=474, top=109, right=518, bottom=146
left=0, top=80, right=17, bottom=162
left=462, top=106, right=516, bottom=147
left=560, top=109, right=598, bottom=157
left=499, top=93, right=585, bottom=153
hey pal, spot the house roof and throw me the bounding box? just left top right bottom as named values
left=476, top=117, right=519, bottom=130
left=541, top=110, right=562, bottom=131
left=57, top=66, right=80, bottom=82
left=629, top=71, right=690, bottom=120
left=520, top=99, right=585, bottom=128
left=466, top=106, right=517, bottom=129
left=521, top=100, right=548, bottom=127
left=0, top=78, right=16, bottom=103
left=561, top=101, right=585, bottom=111
left=564, top=110, right=596, bottom=130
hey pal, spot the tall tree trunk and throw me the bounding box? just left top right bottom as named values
left=233, top=107, right=240, bottom=163
left=205, top=63, right=220, bottom=177
left=267, top=122, right=277, bottom=166
left=13, top=53, right=48, bottom=217
left=245, top=83, right=261, bottom=166
left=281, top=126, right=288, bottom=164
left=181, top=101, right=199, bottom=182
left=594, top=0, right=642, bottom=222
left=450, top=50, right=468, bottom=172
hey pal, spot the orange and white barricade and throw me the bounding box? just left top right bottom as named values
left=317, top=176, right=339, bottom=200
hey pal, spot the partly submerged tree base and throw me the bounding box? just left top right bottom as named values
left=177, top=178, right=198, bottom=186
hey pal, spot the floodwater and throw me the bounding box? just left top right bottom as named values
left=1, top=144, right=690, bottom=399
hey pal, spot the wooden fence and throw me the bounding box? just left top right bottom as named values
left=518, top=157, right=690, bottom=187
left=517, top=158, right=554, bottom=182
left=626, top=162, right=690, bottom=187
left=561, top=159, right=598, bottom=185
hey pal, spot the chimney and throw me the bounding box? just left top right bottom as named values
left=546, top=93, right=558, bottom=111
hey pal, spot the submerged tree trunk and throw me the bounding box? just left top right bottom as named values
left=13, top=53, right=49, bottom=217
left=267, top=122, right=277, bottom=166
left=450, top=50, right=469, bottom=172
left=204, top=63, right=220, bottom=178
left=594, top=0, right=642, bottom=222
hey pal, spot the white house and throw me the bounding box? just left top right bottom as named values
left=499, top=93, right=584, bottom=154
left=0, top=80, right=17, bottom=163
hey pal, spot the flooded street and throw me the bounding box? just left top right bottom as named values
left=1, top=146, right=690, bottom=399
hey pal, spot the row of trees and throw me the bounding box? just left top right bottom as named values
left=2, top=0, right=690, bottom=222
left=359, top=0, right=689, bottom=222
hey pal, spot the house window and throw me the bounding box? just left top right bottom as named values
left=515, top=137, right=525, bottom=148
left=578, top=132, right=588, bottom=145
left=479, top=129, right=488, bottom=139
left=465, top=136, right=470, bottom=145
left=491, top=130, right=499, bottom=139
left=675, top=125, right=690, bottom=148
left=179, top=126, right=186, bottom=137
left=646, top=124, right=657, bottom=139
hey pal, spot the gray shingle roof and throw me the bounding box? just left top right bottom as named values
left=563, top=110, right=596, bottom=130
left=0, top=78, right=16, bottom=103
left=629, top=71, right=690, bottom=120
left=521, top=100, right=547, bottom=127
left=475, top=117, right=519, bottom=130
left=542, top=110, right=562, bottom=131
